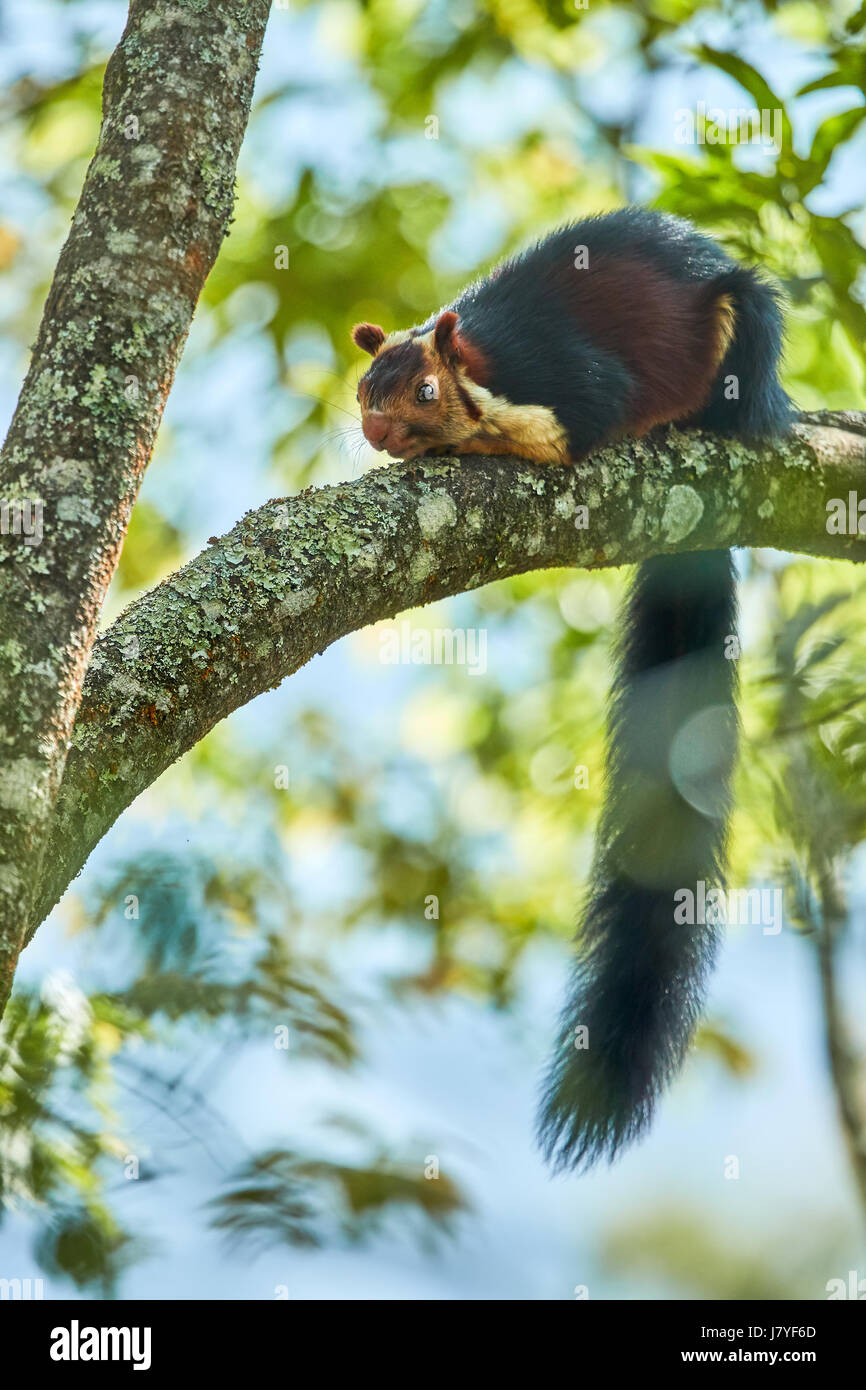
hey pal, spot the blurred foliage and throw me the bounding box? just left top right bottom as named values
left=0, top=983, right=141, bottom=1294
left=1, top=0, right=866, bottom=1294
left=210, top=1142, right=467, bottom=1251
left=602, top=1208, right=848, bottom=1299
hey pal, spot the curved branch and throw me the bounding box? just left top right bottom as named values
left=0, top=0, right=272, bottom=1001
left=29, top=411, right=866, bottom=935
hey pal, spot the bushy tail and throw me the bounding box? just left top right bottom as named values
left=538, top=551, right=738, bottom=1170
left=538, top=265, right=791, bottom=1172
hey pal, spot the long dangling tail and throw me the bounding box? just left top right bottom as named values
left=538, top=264, right=792, bottom=1172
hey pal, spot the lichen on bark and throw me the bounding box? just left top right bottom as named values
left=26, top=411, right=866, bottom=942
left=0, top=0, right=273, bottom=1009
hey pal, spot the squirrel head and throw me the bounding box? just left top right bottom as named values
left=351, top=311, right=485, bottom=460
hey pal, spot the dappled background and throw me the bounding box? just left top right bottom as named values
left=1, top=0, right=866, bottom=1298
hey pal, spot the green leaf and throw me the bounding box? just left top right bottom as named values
left=693, top=45, right=794, bottom=153
left=800, top=107, right=866, bottom=193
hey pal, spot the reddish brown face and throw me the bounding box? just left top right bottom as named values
left=351, top=314, right=483, bottom=460
left=360, top=408, right=417, bottom=455
left=358, top=380, right=442, bottom=457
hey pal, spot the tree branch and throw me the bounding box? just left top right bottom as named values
left=26, top=410, right=866, bottom=940
left=0, top=0, right=272, bottom=1006
left=816, top=878, right=866, bottom=1218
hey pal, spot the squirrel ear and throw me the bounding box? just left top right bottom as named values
left=352, top=322, right=386, bottom=356
left=434, top=310, right=460, bottom=360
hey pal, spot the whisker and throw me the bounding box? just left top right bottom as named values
left=319, top=426, right=360, bottom=454
left=285, top=385, right=360, bottom=423
left=308, top=364, right=359, bottom=395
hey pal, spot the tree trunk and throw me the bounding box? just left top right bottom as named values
left=0, top=0, right=273, bottom=1012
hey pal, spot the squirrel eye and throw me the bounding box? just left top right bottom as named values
left=416, top=381, right=436, bottom=403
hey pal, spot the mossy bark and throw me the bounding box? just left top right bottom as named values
left=0, top=0, right=273, bottom=1009
left=25, top=410, right=866, bottom=942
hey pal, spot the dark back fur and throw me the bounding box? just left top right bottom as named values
left=425, top=208, right=784, bottom=457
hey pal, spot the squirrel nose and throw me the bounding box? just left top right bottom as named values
left=363, top=411, right=389, bottom=448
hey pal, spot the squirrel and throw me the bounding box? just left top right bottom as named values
left=351, top=207, right=792, bottom=1171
